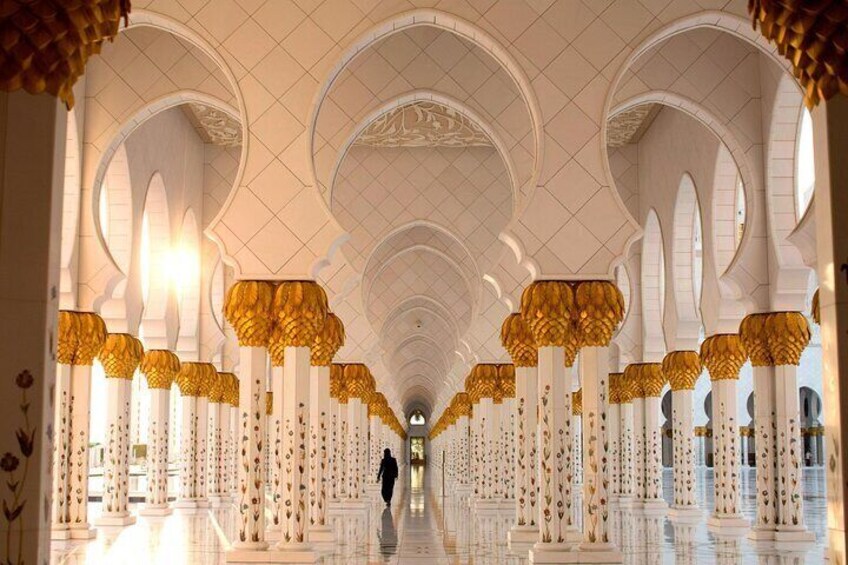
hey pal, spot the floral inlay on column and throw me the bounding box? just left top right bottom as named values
left=663, top=350, right=702, bottom=518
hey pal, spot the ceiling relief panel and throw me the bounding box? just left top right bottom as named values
left=606, top=104, right=659, bottom=147
left=353, top=101, right=492, bottom=148
left=183, top=103, right=243, bottom=147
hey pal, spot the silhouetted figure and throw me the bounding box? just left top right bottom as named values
left=377, top=448, right=399, bottom=505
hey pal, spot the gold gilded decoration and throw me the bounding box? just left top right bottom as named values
left=500, top=313, right=538, bottom=367
left=273, top=281, right=328, bottom=348
left=465, top=371, right=482, bottom=404
left=369, top=392, right=388, bottom=418
left=330, top=364, right=347, bottom=403
left=624, top=363, right=665, bottom=397
left=139, top=350, right=180, bottom=390
left=266, top=392, right=273, bottom=416
left=311, top=313, right=345, bottom=366
left=224, top=281, right=276, bottom=347
left=453, top=392, right=472, bottom=417
left=220, top=373, right=239, bottom=406
left=574, top=281, right=625, bottom=347
left=268, top=325, right=286, bottom=367
left=662, top=351, right=702, bottom=391
left=209, top=372, right=229, bottom=403
left=765, top=312, right=810, bottom=366
left=499, top=364, right=516, bottom=399
left=520, top=281, right=575, bottom=347
left=343, top=364, right=372, bottom=401
left=811, top=288, right=820, bottom=325
left=740, top=313, right=771, bottom=366
left=749, top=0, right=848, bottom=108
left=176, top=362, right=205, bottom=397
left=700, top=334, right=748, bottom=381
left=99, top=333, right=143, bottom=379
left=609, top=373, right=623, bottom=404
left=471, top=364, right=499, bottom=400
left=0, top=1, right=131, bottom=108
left=195, top=363, right=218, bottom=398
left=572, top=389, right=583, bottom=416
left=58, top=311, right=107, bottom=365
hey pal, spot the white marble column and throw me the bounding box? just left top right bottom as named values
left=502, top=392, right=516, bottom=502
left=229, top=396, right=239, bottom=498
left=578, top=345, right=618, bottom=558
left=328, top=364, right=344, bottom=503
left=532, top=345, right=572, bottom=557
left=308, top=364, right=333, bottom=542
left=702, top=334, right=748, bottom=535
left=195, top=386, right=210, bottom=507
left=572, top=393, right=582, bottom=488
left=663, top=351, right=701, bottom=521
left=207, top=375, right=230, bottom=505
left=176, top=390, right=199, bottom=506
left=509, top=361, right=539, bottom=544
left=618, top=391, right=635, bottom=506
left=278, top=345, right=312, bottom=550
left=454, top=403, right=472, bottom=494
left=96, top=334, right=143, bottom=527
left=267, top=363, right=284, bottom=537
left=336, top=393, right=349, bottom=501
left=347, top=396, right=365, bottom=501
left=142, top=387, right=173, bottom=515
left=369, top=412, right=381, bottom=489
left=51, top=362, right=74, bottom=539
left=608, top=374, right=622, bottom=503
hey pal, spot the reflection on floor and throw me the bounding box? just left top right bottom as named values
left=51, top=466, right=827, bottom=564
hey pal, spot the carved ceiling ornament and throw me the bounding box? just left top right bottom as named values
left=353, top=101, right=492, bottom=148
left=606, top=104, right=660, bottom=147
left=184, top=103, right=243, bottom=147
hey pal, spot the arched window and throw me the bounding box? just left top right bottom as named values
left=409, top=410, right=426, bottom=426
left=641, top=210, right=666, bottom=360
left=672, top=174, right=703, bottom=326
left=796, top=108, right=815, bottom=220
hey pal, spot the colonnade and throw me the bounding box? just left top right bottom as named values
left=429, top=281, right=819, bottom=563
left=50, top=281, right=406, bottom=564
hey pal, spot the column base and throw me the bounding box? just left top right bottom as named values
left=638, top=499, right=668, bottom=516
left=51, top=525, right=71, bottom=540
left=774, top=528, right=816, bottom=550
left=69, top=524, right=97, bottom=539
left=668, top=506, right=702, bottom=523
left=307, top=525, right=335, bottom=544
left=530, top=542, right=575, bottom=564
left=707, top=516, right=749, bottom=537
left=747, top=527, right=776, bottom=543
left=509, top=525, right=540, bottom=545
left=574, top=543, right=624, bottom=563
left=95, top=514, right=137, bottom=527
left=139, top=505, right=173, bottom=517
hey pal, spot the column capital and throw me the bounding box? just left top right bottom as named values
left=811, top=288, right=820, bottom=325
left=209, top=371, right=228, bottom=403
left=498, top=364, right=516, bottom=399
left=330, top=363, right=348, bottom=403
left=58, top=310, right=107, bottom=365
left=740, top=313, right=772, bottom=366
left=765, top=312, right=811, bottom=366
left=624, top=363, right=665, bottom=397
left=224, top=280, right=276, bottom=347
left=452, top=392, right=472, bottom=417
left=273, top=281, right=328, bottom=348
left=470, top=363, right=499, bottom=402
left=662, top=350, right=702, bottom=391
left=0, top=1, right=130, bottom=107
left=221, top=373, right=239, bottom=407
left=573, top=280, right=625, bottom=347
left=700, top=334, right=747, bottom=381
left=520, top=280, right=575, bottom=348
left=343, top=363, right=373, bottom=401
left=572, top=388, right=583, bottom=415
left=139, top=349, right=180, bottom=390
left=750, top=0, right=848, bottom=108
left=500, top=313, right=537, bottom=367
left=99, top=333, right=144, bottom=379
left=311, top=312, right=345, bottom=366
left=609, top=372, right=624, bottom=404
left=176, top=362, right=206, bottom=397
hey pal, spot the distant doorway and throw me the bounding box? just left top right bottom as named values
left=410, top=436, right=425, bottom=465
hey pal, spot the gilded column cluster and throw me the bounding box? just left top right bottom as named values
left=741, top=312, right=815, bottom=543
left=52, top=311, right=107, bottom=540
left=701, top=334, right=749, bottom=534
left=663, top=350, right=702, bottom=519
left=139, top=350, right=180, bottom=516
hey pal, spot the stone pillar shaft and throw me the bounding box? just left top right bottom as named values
left=514, top=365, right=538, bottom=528
left=347, top=398, right=365, bottom=499
left=775, top=365, right=805, bottom=532
left=52, top=364, right=74, bottom=537
left=618, top=402, right=634, bottom=501
left=710, top=379, right=743, bottom=521
left=98, top=377, right=134, bottom=525
left=608, top=402, right=621, bottom=500
left=671, top=390, right=697, bottom=510
left=279, top=346, right=311, bottom=546
left=632, top=397, right=646, bottom=501
left=144, top=388, right=171, bottom=512
left=308, top=365, right=330, bottom=531
left=643, top=396, right=663, bottom=504
left=269, top=365, right=284, bottom=533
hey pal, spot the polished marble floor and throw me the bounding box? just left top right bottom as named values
left=51, top=466, right=828, bottom=564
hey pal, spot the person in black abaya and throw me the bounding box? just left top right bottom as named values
left=377, top=448, right=399, bottom=505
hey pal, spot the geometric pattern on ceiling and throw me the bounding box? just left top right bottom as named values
left=333, top=144, right=511, bottom=274
left=314, top=26, right=534, bottom=202
left=353, top=101, right=492, bottom=148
